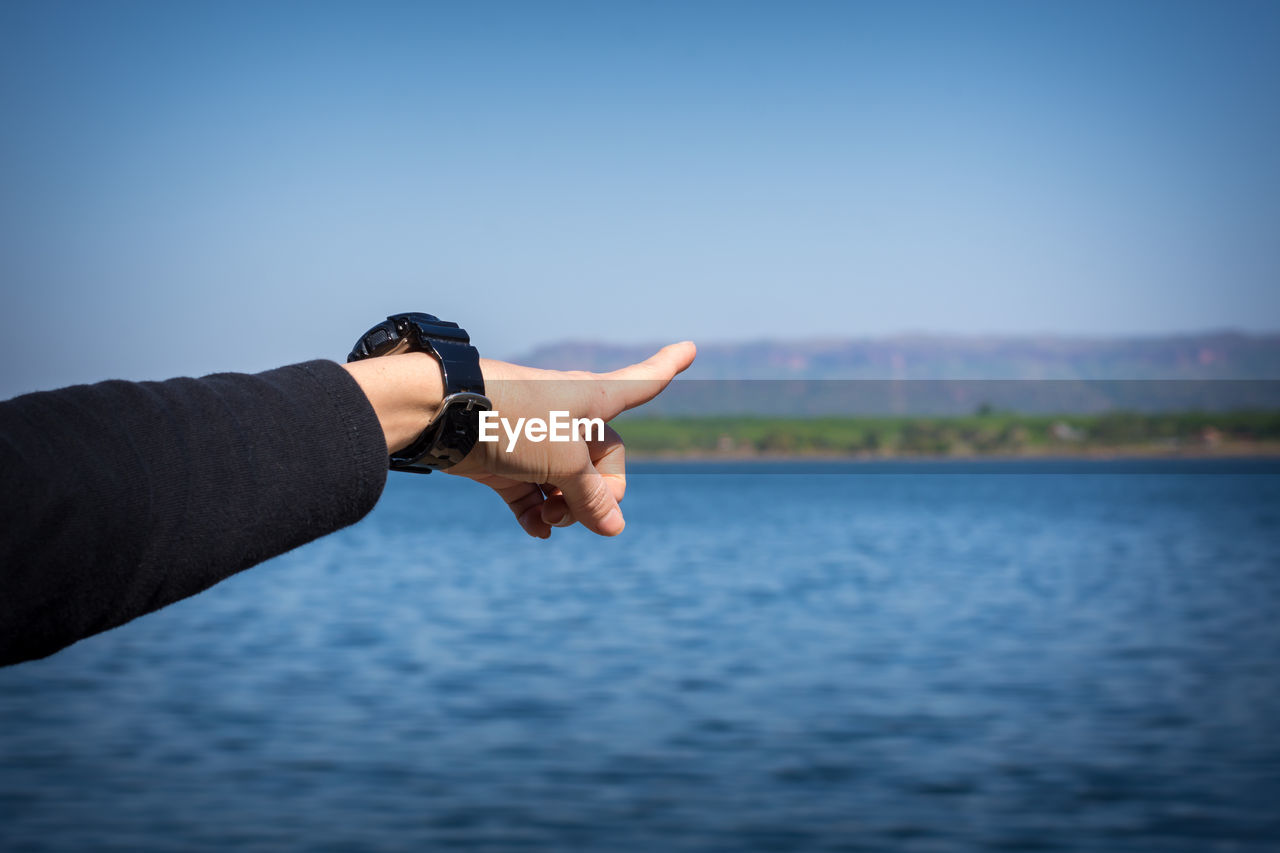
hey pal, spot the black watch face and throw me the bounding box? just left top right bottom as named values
left=348, top=319, right=400, bottom=362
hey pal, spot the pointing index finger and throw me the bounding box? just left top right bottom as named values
left=592, top=341, right=696, bottom=420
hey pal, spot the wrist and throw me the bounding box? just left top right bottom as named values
left=342, top=352, right=445, bottom=455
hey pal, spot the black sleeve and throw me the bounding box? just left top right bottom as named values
left=0, top=360, right=389, bottom=666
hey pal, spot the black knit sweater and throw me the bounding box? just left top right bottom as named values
left=0, top=360, right=389, bottom=665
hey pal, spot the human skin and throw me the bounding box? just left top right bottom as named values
left=341, top=342, right=697, bottom=539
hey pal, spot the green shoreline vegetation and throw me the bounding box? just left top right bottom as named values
left=616, top=410, right=1280, bottom=459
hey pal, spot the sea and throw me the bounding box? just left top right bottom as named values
left=2, top=459, right=1279, bottom=852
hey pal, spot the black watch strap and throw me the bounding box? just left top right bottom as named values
left=347, top=313, right=491, bottom=474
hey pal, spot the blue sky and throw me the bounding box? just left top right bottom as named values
left=1, top=1, right=1278, bottom=393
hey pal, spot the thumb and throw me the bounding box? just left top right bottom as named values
left=593, top=341, right=697, bottom=420
left=553, top=468, right=625, bottom=536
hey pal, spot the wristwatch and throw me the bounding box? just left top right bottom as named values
left=347, top=312, right=491, bottom=474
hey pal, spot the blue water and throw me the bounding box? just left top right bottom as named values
left=3, top=460, right=1280, bottom=851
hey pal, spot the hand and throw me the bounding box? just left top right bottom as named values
left=451, top=342, right=696, bottom=538
left=343, top=342, right=696, bottom=539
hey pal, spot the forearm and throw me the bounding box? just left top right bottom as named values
left=0, top=360, right=388, bottom=665
left=341, top=352, right=445, bottom=454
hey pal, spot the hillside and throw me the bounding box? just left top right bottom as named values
left=518, top=332, right=1280, bottom=380
left=617, top=411, right=1280, bottom=459
left=518, top=332, right=1280, bottom=415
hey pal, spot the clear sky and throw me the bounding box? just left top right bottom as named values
left=1, top=0, right=1278, bottom=394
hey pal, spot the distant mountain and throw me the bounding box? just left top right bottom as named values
left=518, top=332, right=1280, bottom=380
left=516, top=333, right=1280, bottom=415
